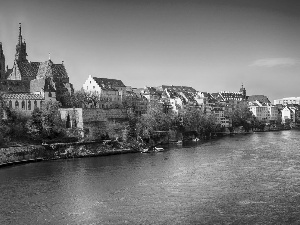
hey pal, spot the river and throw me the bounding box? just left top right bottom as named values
left=1, top=130, right=300, bottom=224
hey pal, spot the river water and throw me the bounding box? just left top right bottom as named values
left=1, top=130, right=300, bottom=224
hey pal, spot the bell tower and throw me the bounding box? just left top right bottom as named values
left=240, top=83, right=247, bottom=100
left=15, top=23, right=28, bottom=62
left=0, top=42, right=5, bottom=79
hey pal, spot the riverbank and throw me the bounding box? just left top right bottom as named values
left=0, top=141, right=137, bottom=168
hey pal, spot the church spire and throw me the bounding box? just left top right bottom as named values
left=18, top=23, right=22, bottom=45
left=0, top=42, right=6, bottom=79
left=15, top=23, right=28, bottom=62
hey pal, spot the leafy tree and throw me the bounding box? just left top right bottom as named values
left=26, top=101, right=66, bottom=141
left=2, top=107, right=30, bottom=142
left=139, top=101, right=173, bottom=137
left=26, top=107, right=43, bottom=141
left=225, top=102, right=254, bottom=131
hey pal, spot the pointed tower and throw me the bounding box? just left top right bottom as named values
left=0, top=42, right=5, bottom=79
left=15, top=23, right=28, bottom=62
left=240, top=83, right=247, bottom=100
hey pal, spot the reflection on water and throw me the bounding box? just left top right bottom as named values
left=1, top=130, right=300, bottom=224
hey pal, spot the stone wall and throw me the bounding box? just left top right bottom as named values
left=0, top=142, right=135, bottom=166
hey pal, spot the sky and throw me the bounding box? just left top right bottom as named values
left=0, top=0, right=300, bottom=102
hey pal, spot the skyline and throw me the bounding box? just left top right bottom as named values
left=1, top=0, right=300, bottom=102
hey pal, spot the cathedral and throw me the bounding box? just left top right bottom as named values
left=0, top=23, right=73, bottom=112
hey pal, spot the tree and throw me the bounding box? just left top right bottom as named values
left=225, top=102, right=254, bottom=131
left=139, top=101, right=174, bottom=137
left=26, top=107, right=43, bottom=141
left=26, top=100, right=66, bottom=141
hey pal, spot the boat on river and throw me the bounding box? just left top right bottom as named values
left=141, top=147, right=165, bottom=153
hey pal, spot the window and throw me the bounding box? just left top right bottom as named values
left=9, top=101, right=12, bottom=108
left=22, top=100, right=25, bottom=109
left=48, top=92, right=52, bottom=97
left=28, top=101, right=31, bottom=110
left=15, top=101, right=19, bottom=108
left=34, top=100, right=37, bottom=108
left=40, top=101, right=43, bottom=108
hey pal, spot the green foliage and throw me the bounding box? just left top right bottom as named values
left=225, top=102, right=254, bottom=130
left=139, top=101, right=173, bottom=137
left=1, top=107, right=30, bottom=142
left=180, top=107, right=218, bottom=136
left=26, top=107, right=43, bottom=140
left=26, top=101, right=66, bottom=141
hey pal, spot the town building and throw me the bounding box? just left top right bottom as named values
left=274, top=97, right=300, bottom=105
left=248, top=101, right=278, bottom=122
left=82, top=75, right=126, bottom=107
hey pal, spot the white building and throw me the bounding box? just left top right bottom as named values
left=82, top=75, right=126, bottom=104
left=248, top=101, right=278, bottom=122
left=274, top=97, right=300, bottom=105
left=281, top=105, right=297, bottom=123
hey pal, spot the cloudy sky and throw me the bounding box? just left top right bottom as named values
left=0, top=0, right=300, bottom=101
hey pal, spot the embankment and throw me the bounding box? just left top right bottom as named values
left=0, top=142, right=136, bottom=167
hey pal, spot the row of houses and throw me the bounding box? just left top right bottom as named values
left=1, top=24, right=299, bottom=131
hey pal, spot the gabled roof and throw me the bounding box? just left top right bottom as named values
left=248, top=95, right=271, bottom=104
left=17, top=61, right=39, bottom=77
left=8, top=60, right=69, bottom=81
left=93, top=77, right=126, bottom=90
left=144, top=86, right=162, bottom=96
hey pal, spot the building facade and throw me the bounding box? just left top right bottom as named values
left=83, top=75, right=125, bottom=105
left=0, top=23, right=73, bottom=111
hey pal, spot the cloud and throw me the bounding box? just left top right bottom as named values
left=250, top=58, right=299, bottom=67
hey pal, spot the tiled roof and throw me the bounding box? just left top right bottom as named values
left=93, top=77, right=126, bottom=90
left=7, top=60, right=68, bottom=81
left=248, top=95, right=271, bottom=104
left=17, top=61, right=39, bottom=77
left=161, top=85, right=197, bottom=93
left=0, top=80, right=30, bottom=93
left=2, top=93, right=44, bottom=100
left=30, top=77, right=56, bottom=93
left=52, top=64, right=68, bottom=79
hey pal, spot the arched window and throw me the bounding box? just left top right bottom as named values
left=28, top=101, right=31, bottom=110
left=22, top=100, right=25, bottom=109
left=66, top=114, right=71, bottom=128
left=8, top=101, right=12, bottom=108
left=15, top=101, right=19, bottom=108
left=34, top=100, right=37, bottom=108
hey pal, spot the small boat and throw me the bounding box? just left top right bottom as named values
left=141, top=148, right=149, bottom=153
left=154, top=147, right=164, bottom=152
left=141, top=146, right=164, bottom=153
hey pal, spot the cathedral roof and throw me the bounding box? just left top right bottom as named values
left=2, top=93, right=44, bottom=100
left=17, top=61, right=39, bottom=77
left=36, top=60, right=68, bottom=80
left=30, top=77, right=56, bottom=93
left=0, top=80, right=30, bottom=93
left=8, top=60, right=69, bottom=80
